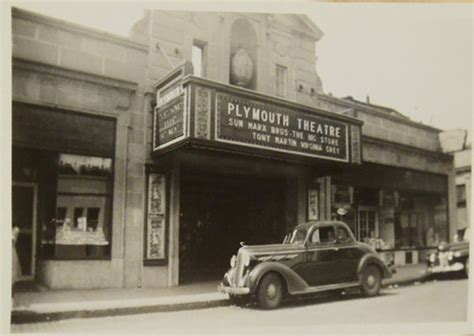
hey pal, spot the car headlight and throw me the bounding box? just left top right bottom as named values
left=454, top=251, right=462, bottom=258
left=230, top=255, right=236, bottom=268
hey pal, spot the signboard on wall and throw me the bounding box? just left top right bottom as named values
left=154, top=98, right=185, bottom=147
left=153, top=63, right=189, bottom=151
left=145, top=173, right=167, bottom=263
left=215, top=93, right=349, bottom=162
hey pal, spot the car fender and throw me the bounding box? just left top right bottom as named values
left=247, top=261, right=310, bottom=295
left=454, top=250, right=469, bottom=259
left=453, top=254, right=469, bottom=264
left=357, top=253, right=391, bottom=280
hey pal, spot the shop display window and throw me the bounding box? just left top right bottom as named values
left=40, top=153, right=113, bottom=260
left=13, top=106, right=116, bottom=261
left=359, top=209, right=378, bottom=242
left=332, top=185, right=353, bottom=205
left=394, top=193, right=448, bottom=249
left=457, top=184, right=467, bottom=208
left=331, top=184, right=450, bottom=251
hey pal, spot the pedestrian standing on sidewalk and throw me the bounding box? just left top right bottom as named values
left=12, top=226, right=21, bottom=301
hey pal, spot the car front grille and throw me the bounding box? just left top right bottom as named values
left=436, top=252, right=453, bottom=267
left=233, top=252, right=245, bottom=287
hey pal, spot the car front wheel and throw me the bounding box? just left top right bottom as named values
left=360, top=265, right=382, bottom=297
left=257, top=273, right=283, bottom=310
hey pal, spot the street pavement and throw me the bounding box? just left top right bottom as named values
left=11, top=278, right=470, bottom=334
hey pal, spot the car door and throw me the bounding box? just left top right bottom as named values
left=304, top=225, right=341, bottom=287
left=333, top=224, right=364, bottom=282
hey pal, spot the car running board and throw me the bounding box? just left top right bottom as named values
left=291, top=282, right=360, bottom=295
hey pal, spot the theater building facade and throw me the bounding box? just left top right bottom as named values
left=11, top=8, right=456, bottom=289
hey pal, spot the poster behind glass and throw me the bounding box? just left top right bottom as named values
left=308, top=189, right=319, bottom=220
left=146, top=174, right=166, bottom=261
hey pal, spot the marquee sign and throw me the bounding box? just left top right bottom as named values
left=153, top=63, right=189, bottom=151
left=154, top=98, right=184, bottom=147
left=152, top=65, right=362, bottom=164
left=215, top=93, right=349, bottom=162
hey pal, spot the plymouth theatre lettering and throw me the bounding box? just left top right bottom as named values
left=218, top=95, right=348, bottom=161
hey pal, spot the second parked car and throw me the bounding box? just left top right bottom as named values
left=218, top=220, right=392, bottom=309
left=426, top=227, right=470, bottom=278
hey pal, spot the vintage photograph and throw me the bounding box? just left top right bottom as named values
left=3, top=1, right=472, bottom=334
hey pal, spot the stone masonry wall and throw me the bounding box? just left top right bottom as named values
left=141, top=10, right=325, bottom=163
left=313, top=95, right=442, bottom=152
left=12, top=7, right=150, bottom=288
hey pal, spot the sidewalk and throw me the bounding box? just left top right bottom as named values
left=11, top=263, right=428, bottom=324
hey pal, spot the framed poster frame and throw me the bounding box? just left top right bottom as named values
left=307, top=188, right=319, bottom=221
left=143, top=168, right=169, bottom=266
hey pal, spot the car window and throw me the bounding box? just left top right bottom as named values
left=335, top=226, right=351, bottom=243
left=310, top=230, right=320, bottom=243
left=463, top=228, right=470, bottom=242
left=285, top=228, right=307, bottom=244
left=310, top=226, right=336, bottom=244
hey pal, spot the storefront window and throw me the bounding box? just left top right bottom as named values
left=359, top=209, right=377, bottom=242
left=394, top=192, right=448, bottom=249
left=330, top=181, right=450, bottom=250
left=457, top=184, right=467, bottom=208
left=41, top=153, right=113, bottom=259
left=331, top=184, right=356, bottom=236
left=13, top=105, right=116, bottom=261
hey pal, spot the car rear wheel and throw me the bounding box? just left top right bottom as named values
left=360, top=265, right=382, bottom=297
left=257, top=273, right=283, bottom=310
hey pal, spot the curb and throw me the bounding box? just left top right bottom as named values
left=383, top=277, right=427, bottom=289
left=11, top=299, right=231, bottom=324
left=11, top=276, right=428, bottom=324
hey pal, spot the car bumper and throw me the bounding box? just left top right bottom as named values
left=217, top=284, right=250, bottom=295
left=427, top=262, right=464, bottom=274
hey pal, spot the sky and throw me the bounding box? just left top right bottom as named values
left=9, top=1, right=473, bottom=135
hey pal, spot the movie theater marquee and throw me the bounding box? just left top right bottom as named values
left=215, top=93, right=350, bottom=162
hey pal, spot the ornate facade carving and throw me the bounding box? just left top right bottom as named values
left=195, top=86, right=211, bottom=139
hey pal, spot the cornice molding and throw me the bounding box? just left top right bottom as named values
left=13, top=58, right=138, bottom=92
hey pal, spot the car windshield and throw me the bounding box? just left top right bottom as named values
left=463, top=228, right=470, bottom=242
left=283, top=228, right=307, bottom=244
left=455, top=228, right=470, bottom=242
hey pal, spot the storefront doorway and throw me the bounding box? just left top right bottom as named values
left=12, top=182, right=37, bottom=280
left=179, top=173, right=286, bottom=284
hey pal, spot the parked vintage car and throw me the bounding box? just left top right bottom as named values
left=218, top=221, right=392, bottom=309
left=426, top=227, right=470, bottom=278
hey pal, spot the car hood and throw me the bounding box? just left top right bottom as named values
left=438, top=241, right=469, bottom=253
left=239, top=243, right=305, bottom=256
